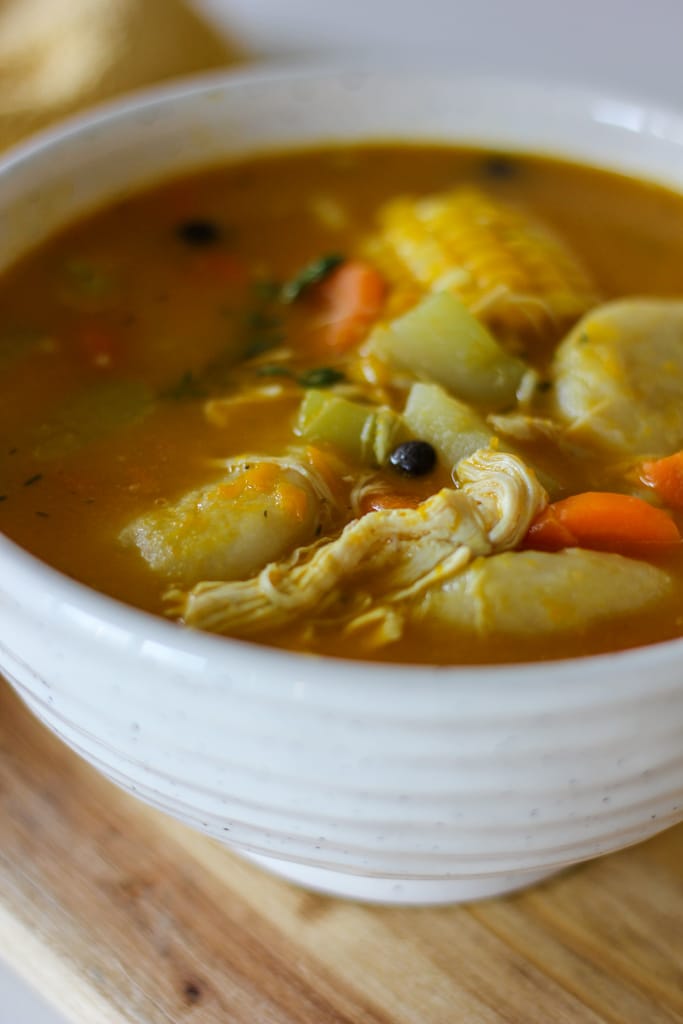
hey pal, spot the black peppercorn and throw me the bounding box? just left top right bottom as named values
left=175, top=219, right=222, bottom=246
left=482, top=154, right=519, bottom=180
left=388, top=440, right=436, bottom=476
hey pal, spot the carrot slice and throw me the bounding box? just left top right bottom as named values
left=524, top=505, right=577, bottom=550
left=640, top=451, right=683, bottom=510
left=315, top=260, right=386, bottom=352
left=525, top=491, right=681, bottom=554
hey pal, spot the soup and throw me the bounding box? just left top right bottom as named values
left=3, top=144, right=683, bottom=664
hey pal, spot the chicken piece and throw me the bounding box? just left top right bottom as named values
left=455, top=447, right=547, bottom=550
left=120, top=455, right=333, bottom=588
left=421, top=548, right=671, bottom=635
left=168, top=448, right=547, bottom=637
left=362, top=186, right=599, bottom=341
left=486, top=412, right=562, bottom=444
left=553, top=299, right=683, bottom=456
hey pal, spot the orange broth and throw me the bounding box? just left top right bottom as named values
left=2, top=144, right=683, bottom=663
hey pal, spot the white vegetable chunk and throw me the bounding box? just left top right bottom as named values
left=120, top=458, right=326, bottom=587
left=403, top=382, right=493, bottom=467
left=553, top=299, right=683, bottom=455
left=421, top=548, right=671, bottom=634
left=368, top=292, right=527, bottom=408
left=403, top=382, right=562, bottom=496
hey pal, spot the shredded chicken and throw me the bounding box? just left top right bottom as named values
left=168, top=448, right=547, bottom=641
left=455, top=447, right=548, bottom=550
left=486, top=412, right=563, bottom=444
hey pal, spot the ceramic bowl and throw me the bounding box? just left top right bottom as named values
left=1, top=69, right=683, bottom=904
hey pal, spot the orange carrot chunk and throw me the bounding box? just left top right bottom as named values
left=315, top=260, right=386, bottom=352
left=524, top=505, right=577, bottom=551
left=525, top=491, right=681, bottom=554
left=640, top=451, right=683, bottom=510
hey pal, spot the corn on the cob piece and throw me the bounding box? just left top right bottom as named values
left=361, top=186, right=599, bottom=341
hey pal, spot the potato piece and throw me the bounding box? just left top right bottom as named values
left=421, top=548, right=671, bottom=634
left=121, top=461, right=323, bottom=587
left=403, top=382, right=493, bottom=466
left=553, top=299, right=683, bottom=455
left=403, top=382, right=562, bottom=496
left=369, top=292, right=526, bottom=408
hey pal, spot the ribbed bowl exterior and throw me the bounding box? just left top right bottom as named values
left=2, top=535, right=683, bottom=887
left=1, top=70, right=683, bottom=899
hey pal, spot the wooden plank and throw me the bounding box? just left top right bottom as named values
left=1, top=682, right=682, bottom=1024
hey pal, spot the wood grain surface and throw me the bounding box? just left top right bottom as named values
left=0, top=681, right=682, bottom=1024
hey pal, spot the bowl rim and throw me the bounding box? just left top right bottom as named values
left=4, top=61, right=683, bottom=178
left=3, top=64, right=683, bottom=687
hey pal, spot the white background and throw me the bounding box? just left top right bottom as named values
left=2, top=1, right=683, bottom=1020
left=196, top=0, right=683, bottom=106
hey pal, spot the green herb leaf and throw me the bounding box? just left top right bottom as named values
left=243, top=308, right=285, bottom=358
left=247, top=309, right=281, bottom=332
left=280, top=254, right=344, bottom=304
left=297, top=367, right=346, bottom=389
left=256, top=365, right=294, bottom=378
left=161, top=371, right=208, bottom=401
left=252, top=279, right=282, bottom=303
left=245, top=333, right=284, bottom=359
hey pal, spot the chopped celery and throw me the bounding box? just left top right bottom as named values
left=403, top=382, right=493, bottom=467
left=296, top=389, right=403, bottom=465
left=34, top=380, right=154, bottom=459
left=371, top=292, right=526, bottom=409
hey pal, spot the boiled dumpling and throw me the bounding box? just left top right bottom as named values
left=421, top=548, right=671, bottom=634
left=120, top=457, right=329, bottom=587
left=552, top=299, right=683, bottom=455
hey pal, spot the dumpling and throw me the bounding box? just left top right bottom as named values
left=120, top=457, right=328, bottom=587
left=421, top=548, right=671, bottom=634
left=552, top=299, right=683, bottom=455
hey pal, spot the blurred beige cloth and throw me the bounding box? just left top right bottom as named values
left=0, top=0, right=240, bottom=150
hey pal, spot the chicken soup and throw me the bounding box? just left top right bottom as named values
left=2, top=144, right=683, bottom=664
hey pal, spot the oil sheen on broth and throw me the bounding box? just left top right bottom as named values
left=2, top=144, right=683, bottom=664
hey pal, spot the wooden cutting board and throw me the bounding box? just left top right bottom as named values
left=0, top=682, right=682, bottom=1024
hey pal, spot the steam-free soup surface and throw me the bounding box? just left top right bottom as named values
left=3, top=144, right=683, bottom=663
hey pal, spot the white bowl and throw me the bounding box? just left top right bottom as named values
left=1, top=68, right=683, bottom=905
